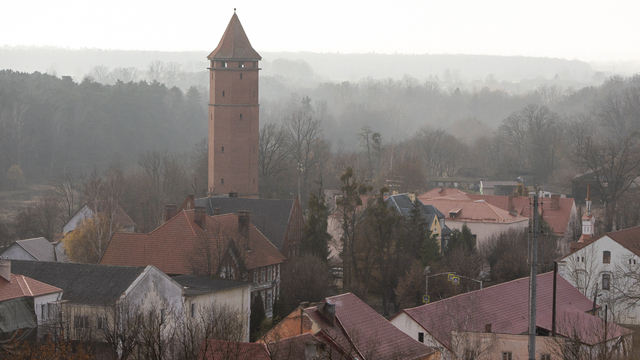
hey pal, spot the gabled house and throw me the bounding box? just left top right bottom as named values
left=385, top=194, right=452, bottom=251
left=390, top=272, right=631, bottom=360
left=62, top=201, right=136, bottom=234
left=202, top=333, right=340, bottom=360
left=0, top=260, right=63, bottom=338
left=418, top=188, right=528, bottom=249
left=9, top=260, right=184, bottom=340
left=559, top=225, right=640, bottom=326
left=101, top=208, right=286, bottom=317
left=261, top=293, right=438, bottom=360
left=194, top=195, right=304, bottom=258
left=0, top=237, right=68, bottom=262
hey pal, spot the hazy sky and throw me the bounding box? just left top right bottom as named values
left=3, top=0, right=639, bottom=62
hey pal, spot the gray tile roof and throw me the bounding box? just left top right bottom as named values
left=195, top=197, right=294, bottom=251
left=171, top=275, right=249, bottom=297
left=12, top=237, right=68, bottom=262
left=10, top=260, right=145, bottom=306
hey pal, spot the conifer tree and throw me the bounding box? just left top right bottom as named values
left=300, top=188, right=331, bottom=262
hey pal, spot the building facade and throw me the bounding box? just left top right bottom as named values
left=207, top=12, right=261, bottom=197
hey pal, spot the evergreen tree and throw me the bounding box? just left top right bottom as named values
left=405, top=198, right=428, bottom=256
left=300, top=189, right=331, bottom=261
left=446, top=224, right=475, bottom=254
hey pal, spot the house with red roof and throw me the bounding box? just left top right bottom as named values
left=260, top=293, right=438, bottom=360
left=559, top=225, right=640, bottom=326
left=0, top=259, right=63, bottom=338
left=101, top=207, right=286, bottom=317
left=418, top=188, right=528, bottom=249
left=390, top=272, right=631, bottom=359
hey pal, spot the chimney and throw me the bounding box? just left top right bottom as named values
left=238, top=210, right=250, bottom=248
left=194, top=206, right=207, bottom=228
left=508, top=195, right=514, bottom=212
left=317, top=302, right=336, bottom=326
left=551, top=194, right=560, bottom=210
left=214, top=207, right=220, bottom=215
left=0, top=259, right=10, bottom=282
left=229, top=191, right=238, bottom=198
left=485, top=323, right=492, bottom=333
left=164, top=204, right=177, bottom=222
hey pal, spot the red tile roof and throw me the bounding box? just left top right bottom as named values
left=397, top=272, right=630, bottom=349
left=207, top=13, right=261, bottom=60
left=419, top=197, right=526, bottom=224
left=307, top=293, right=435, bottom=360
left=467, top=194, right=575, bottom=236
left=0, top=274, right=62, bottom=302
left=101, top=210, right=285, bottom=275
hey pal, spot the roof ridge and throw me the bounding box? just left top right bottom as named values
left=15, top=275, right=34, bottom=296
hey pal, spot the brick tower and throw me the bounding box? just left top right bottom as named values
left=207, top=11, right=260, bottom=197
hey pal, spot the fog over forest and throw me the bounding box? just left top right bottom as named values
left=2, top=47, right=640, bottom=230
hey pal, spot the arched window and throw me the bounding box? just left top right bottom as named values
left=603, top=251, right=611, bottom=264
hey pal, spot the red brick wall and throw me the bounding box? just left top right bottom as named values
left=208, top=60, right=259, bottom=196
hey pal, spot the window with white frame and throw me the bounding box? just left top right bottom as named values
left=502, top=352, right=512, bottom=360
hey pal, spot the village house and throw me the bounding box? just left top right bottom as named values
left=0, top=237, right=68, bottom=262
left=0, top=259, right=63, bottom=338
left=261, top=293, right=438, bottom=360
left=101, top=207, right=286, bottom=317
left=194, top=195, right=304, bottom=258
left=390, top=272, right=632, bottom=360
left=62, top=201, right=136, bottom=234
left=9, top=260, right=184, bottom=341
left=418, top=188, right=528, bottom=249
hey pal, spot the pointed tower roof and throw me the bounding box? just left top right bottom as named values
left=208, top=12, right=261, bottom=61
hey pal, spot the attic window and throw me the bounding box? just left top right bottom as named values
left=603, top=251, right=611, bottom=264
left=418, top=332, right=424, bottom=343
left=502, top=352, right=512, bottom=360
left=449, top=208, right=461, bottom=218
left=238, top=61, right=244, bottom=68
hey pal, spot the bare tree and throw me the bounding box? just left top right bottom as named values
left=259, top=123, right=291, bottom=180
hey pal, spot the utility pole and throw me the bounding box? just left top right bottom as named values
left=528, top=192, right=539, bottom=360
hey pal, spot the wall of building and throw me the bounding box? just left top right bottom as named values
left=186, top=285, right=251, bottom=342
left=447, top=219, right=528, bottom=249
left=390, top=312, right=445, bottom=355
left=559, top=236, right=640, bottom=325
left=63, top=205, right=93, bottom=234
left=1, top=244, right=37, bottom=261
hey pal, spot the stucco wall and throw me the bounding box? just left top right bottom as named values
left=186, top=285, right=251, bottom=342
left=447, top=219, right=528, bottom=249
left=1, top=244, right=37, bottom=261
left=63, top=205, right=93, bottom=234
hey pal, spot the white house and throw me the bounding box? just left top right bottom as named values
left=559, top=225, right=640, bottom=326
left=0, top=237, right=68, bottom=262
left=63, top=202, right=136, bottom=234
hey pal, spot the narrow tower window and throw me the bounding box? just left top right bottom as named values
left=239, top=114, right=243, bottom=120
left=240, top=73, right=243, bottom=79
left=222, top=90, right=225, bottom=98
left=221, top=146, right=224, bottom=153
left=238, top=61, right=244, bottom=68
left=222, top=61, right=227, bottom=68
left=221, top=178, right=224, bottom=185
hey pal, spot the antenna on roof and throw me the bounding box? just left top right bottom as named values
left=234, top=8, right=236, bottom=12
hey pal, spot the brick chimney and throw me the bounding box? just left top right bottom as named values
left=550, top=194, right=560, bottom=210
left=194, top=206, right=207, bottom=228
left=0, top=259, right=10, bottom=282
left=317, top=302, right=335, bottom=326
left=214, top=207, right=220, bottom=215
left=164, top=204, right=177, bottom=222
left=508, top=195, right=514, bottom=212
left=238, top=210, right=250, bottom=248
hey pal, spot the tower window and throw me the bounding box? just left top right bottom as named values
left=221, top=61, right=227, bottom=68
left=240, top=73, right=243, bottom=79
left=253, top=178, right=255, bottom=184
left=238, top=61, right=244, bottom=68
left=253, top=91, right=256, bottom=98
left=221, top=178, right=224, bottom=185
left=221, top=146, right=224, bottom=153
left=240, top=114, right=243, bottom=120
left=222, top=90, right=225, bottom=97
